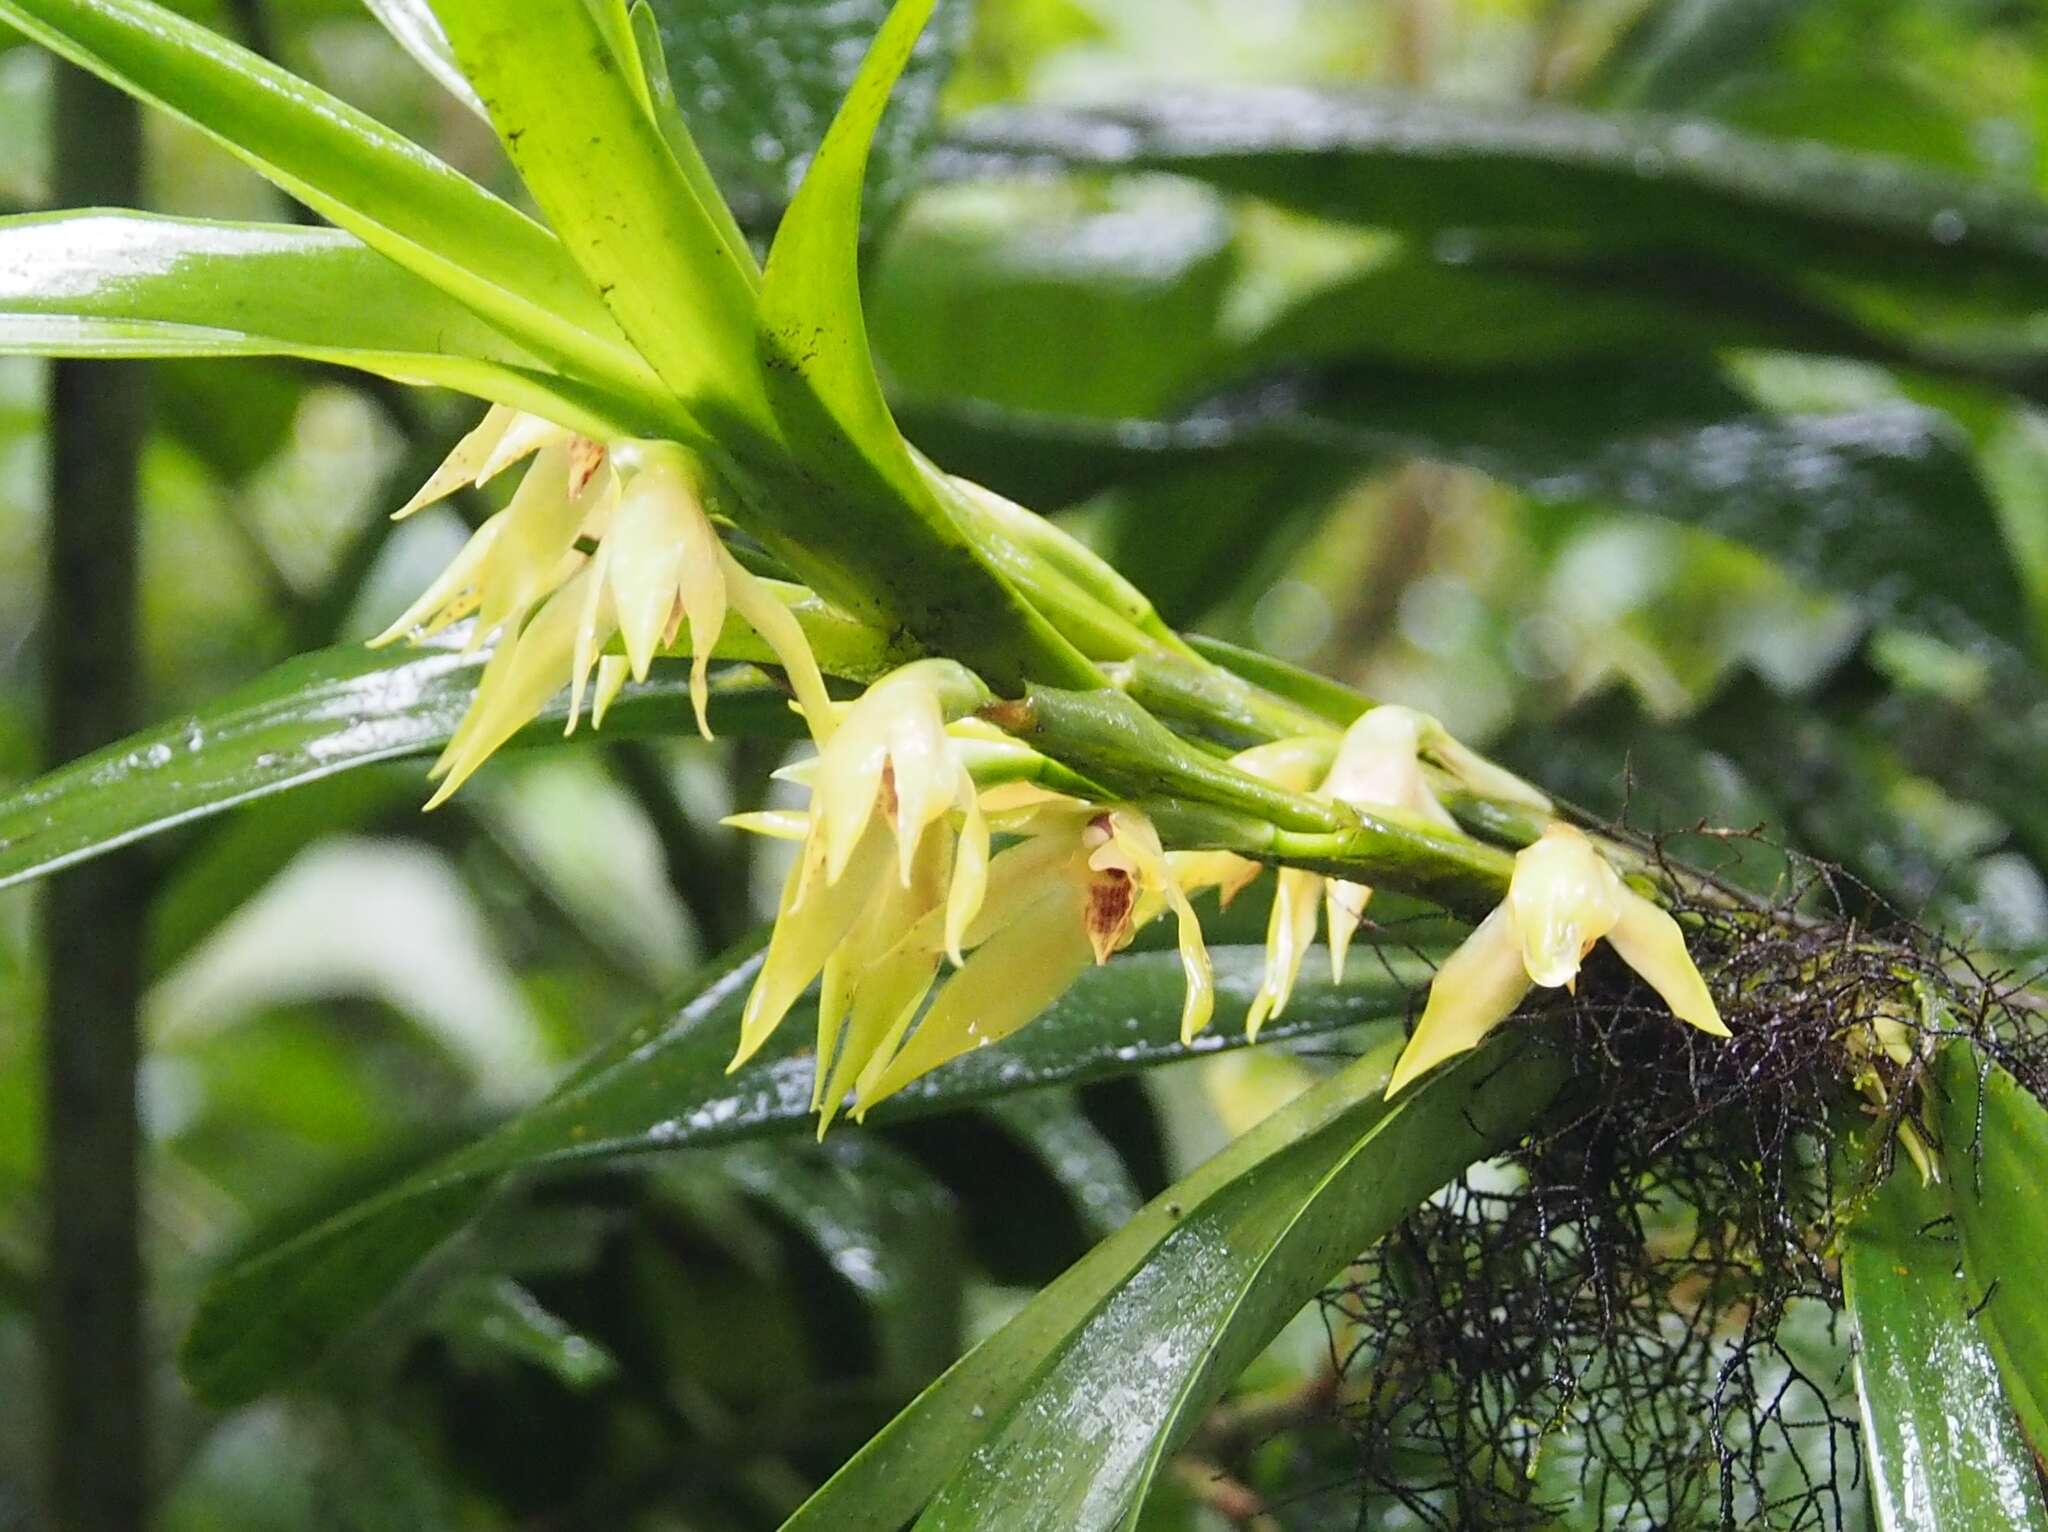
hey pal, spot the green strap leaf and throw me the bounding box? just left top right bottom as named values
left=744, top=0, right=1098, bottom=691
left=0, top=0, right=662, bottom=414
left=0, top=211, right=638, bottom=435
left=946, top=90, right=2048, bottom=308
left=760, top=0, right=938, bottom=512
left=432, top=0, right=764, bottom=426
left=906, top=366, right=2025, bottom=652
left=787, top=1030, right=1563, bottom=1530
left=644, top=0, right=969, bottom=232
left=1842, top=1155, right=2048, bottom=1532
left=1934, top=1043, right=2048, bottom=1455
left=361, top=0, right=483, bottom=118
left=180, top=943, right=1434, bottom=1406
left=0, top=597, right=893, bottom=893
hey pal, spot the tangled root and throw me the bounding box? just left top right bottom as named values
left=1319, top=842, right=2048, bottom=1531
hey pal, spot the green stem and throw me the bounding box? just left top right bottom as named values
left=41, top=58, right=149, bottom=1532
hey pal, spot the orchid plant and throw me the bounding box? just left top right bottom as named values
left=4, top=0, right=2046, bottom=1528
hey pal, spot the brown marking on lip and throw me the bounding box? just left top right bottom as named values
left=568, top=437, right=607, bottom=497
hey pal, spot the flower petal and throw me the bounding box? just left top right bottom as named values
left=1245, top=867, right=1322, bottom=1041
left=474, top=410, right=570, bottom=486
left=1324, top=706, right=1456, bottom=831
left=393, top=404, right=515, bottom=520
left=731, top=819, right=895, bottom=1070
left=1386, top=903, right=1534, bottom=1098
left=854, top=883, right=1092, bottom=1112
left=1505, top=824, right=1624, bottom=990
left=424, top=566, right=595, bottom=806
left=1324, top=877, right=1373, bottom=983
left=368, top=514, right=506, bottom=646
left=1605, top=892, right=1729, bottom=1037
left=944, top=789, right=989, bottom=965
left=719, top=549, right=837, bottom=746
left=1165, top=877, right=1215, bottom=1042
left=590, top=655, right=630, bottom=729
left=815, top=822, right=951, bottom=1116
left=607, top=463, right=695, bottom=683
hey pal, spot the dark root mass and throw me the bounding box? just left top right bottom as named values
left=1320, top=845, right=2048, bottom=1532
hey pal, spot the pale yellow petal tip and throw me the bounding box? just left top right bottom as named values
left=1382, top=1041, right=1438, bottom=1100
left=1685, top=1002, right=1732, bottom=1039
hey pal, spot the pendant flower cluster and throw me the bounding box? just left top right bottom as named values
left=378, top=420, right=1729, bottom=1123
left=1180, top=705, right=1545, bottom=1038
left=371, top=406, right=835, bottom=804
left=727, top=661, right=1212, bottom=1128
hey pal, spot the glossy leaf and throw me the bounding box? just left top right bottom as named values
left=788, top=1029, right=1564, bottom=1530
left=1934, top=1043, right=2048, bottom=1455
left=745, top=0, right=1098, bottom=691
left=0, top=601, right=893, bottom=893
left=0, top=211, right=633, bottom=433
left=1842, top=1156, right=2048, bottom=1532
left=0, top=0, right=663, bottom=412
left=432, top=1276, right=619, bottom=1391
left=180, top=943, right=1432, bottom=1405
left=984, top=1092, right=1144, bottom=1241
left=361, top=0, right=483, bottom=118
left=645, top=0, right=968, bottom=231
left=719, top=1134, right=963, bottom=1384
left=434, top=0, right=763, bottom=426
left=906, top=366, right=2022, bottom=649
left=947, top=90, right=2048, bottom=310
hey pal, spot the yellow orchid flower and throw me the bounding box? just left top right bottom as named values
left=1231, top=707, right=1460, bottom=1039
left=1386, top=823, right=1728, bottom=1098
left=373, top=410, right=834, bottom=804
left=728, top=661, right=993, bottom=1083
left=849, top=802, right=1212, bottom=1116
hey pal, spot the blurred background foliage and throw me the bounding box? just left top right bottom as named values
left=6, top=0, right=2048, bottom=1526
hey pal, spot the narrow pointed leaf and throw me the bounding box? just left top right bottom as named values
left=645, top=0, right=968, bottom=230
left=788, top=1030, right=1563, bottom=1531
left=0, top=0, right=660, bottom=409
left=1843, top=1157, right=2048, bottom=1532
left=181, top=944, right=1434, bottom=1405
left=0, top=211, right=635, bottom=433
left=362, top=0, right=483, bottom=118
left=432, top=0, right=763, bottom=422
left=744, top=0, right=1097, bottom=691
left=947, top=90, right=2048, bottom=308
left=0, top=599, right=893, bottom=893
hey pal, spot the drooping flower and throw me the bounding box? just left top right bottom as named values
left=1386, top=823, right=1728, bottom=1097
left=371, top=408, right=834, bottom=804
left=846, top=800, right=1212, bottom=1116
left=726, top=660, right=993, bottom=1090
left=1198, top=708, right=1463, bottom=1040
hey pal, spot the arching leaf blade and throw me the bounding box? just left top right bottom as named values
left=0, top=0, right=662, bottom=412
left=0, top=599, right=893, bottom=893
left=784, top=1030, right=1561, bottom=1531
left=181, top=944, right=1434, bottom=1406
left=746, top=0, right=1097, bottom=690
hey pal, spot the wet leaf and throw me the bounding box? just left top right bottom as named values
left=0, top=0, right=660, bottom=413
left=647, top=0, right=969, bottom=230
left=1934, top=1043, right=2048, bottom=1457
left=786, top=1029, right=1564, bottom=1530
left=1842, top=1156, right=2048, bottom=1531
left=946, top=90, right=2048, bottom=313
left=180, top=942, right=1434, bottom=1405
left=0, top=605, right=891, bottom=894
